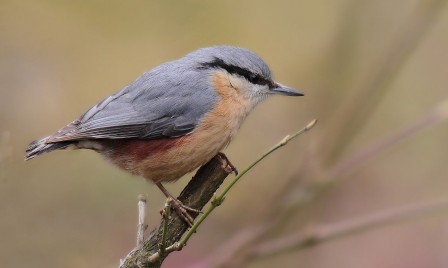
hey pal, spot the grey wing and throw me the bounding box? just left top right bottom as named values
left=47, top=66, right=218, bottom=142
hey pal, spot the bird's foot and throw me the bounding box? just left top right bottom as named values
left=217, top=152, right=238, bottom=176
left=156, top=182, right=201, bottom=227
left=161, top=198, right=201, bottom=227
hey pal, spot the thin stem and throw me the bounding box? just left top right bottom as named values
left=136, top=194, right=147, bottom=248
left=329, top=102, right=448, bottom=178
left=159, top=199, right=172, bottom=255
left=177, top=119, right=317, bottom=248
left=146, top=199, right=173, bottom=264
left=250, top=198, right=448, bottom=259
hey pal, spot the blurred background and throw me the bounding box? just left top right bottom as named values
left=1, top=0, right=448, bottom=267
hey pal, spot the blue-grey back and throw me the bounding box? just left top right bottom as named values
left=50, top=55, right=219, bottom=141
left=47, top=46, right=271, bottom=142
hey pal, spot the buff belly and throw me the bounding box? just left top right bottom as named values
left=98, top=129, right=230, bottom=183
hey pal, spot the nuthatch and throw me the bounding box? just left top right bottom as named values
left=25, top=46, right=303, bottom=223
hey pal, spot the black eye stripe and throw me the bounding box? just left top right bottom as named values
left=199, top=57, right=269, bottom=86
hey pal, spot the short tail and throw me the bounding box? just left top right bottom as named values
left=25, top=136, right=73, bottom=161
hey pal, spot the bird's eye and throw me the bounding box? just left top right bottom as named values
left=247, top=73, right=266, bottom=86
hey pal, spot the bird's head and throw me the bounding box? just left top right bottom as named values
left=184, top=46, right=304, bottom=106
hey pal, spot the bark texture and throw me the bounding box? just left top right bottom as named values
left=120, top=154, right=232, bottom=268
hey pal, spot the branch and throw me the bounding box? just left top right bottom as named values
left=119, top=154, right=233, bottom=268
left=249, top=198, right=448, bottom=259
left=329, top=100, right=448, bottom=178
left=212, top=198, right=448, bottom=267
left=136, top=194, right=147, bottom=248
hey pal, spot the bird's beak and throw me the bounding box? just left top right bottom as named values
left=270, top=82, right=304, bottom=96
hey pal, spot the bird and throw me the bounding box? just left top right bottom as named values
left=25, top=45, right=303, bottom=224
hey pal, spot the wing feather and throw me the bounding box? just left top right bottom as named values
left=47, top=62, right=218, bottom=143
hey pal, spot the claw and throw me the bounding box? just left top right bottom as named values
left=217, top=152, right=238, bottom=175
left=166, top=198, right=200, bottom=227
left=156, top=182, right=202, bottom=227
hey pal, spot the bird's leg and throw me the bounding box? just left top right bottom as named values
left=217, top=152, right=238, bottom=175
left=156, top=182, right=201, bottom=227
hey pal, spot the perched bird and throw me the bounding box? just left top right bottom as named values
left=25, top=45, right=303, bottom=223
